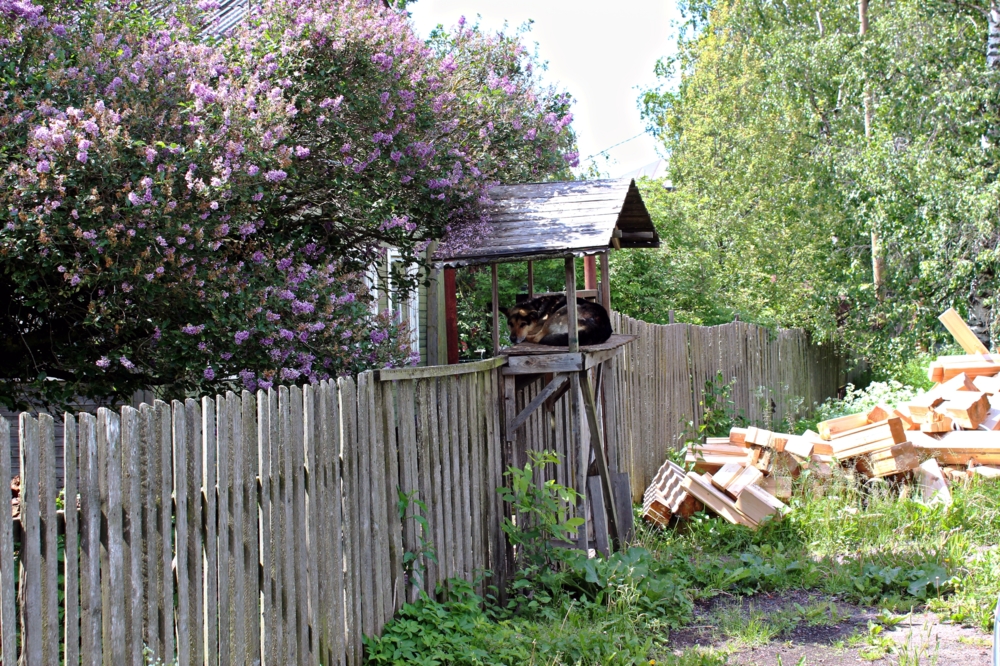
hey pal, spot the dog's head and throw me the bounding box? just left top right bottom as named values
left=506, top=306, right=543, bottom=344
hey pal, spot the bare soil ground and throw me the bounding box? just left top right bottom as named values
left=666, top=590, right=993, bottom=665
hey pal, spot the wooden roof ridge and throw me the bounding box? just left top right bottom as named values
left=433, top=178, right=659, bottom=267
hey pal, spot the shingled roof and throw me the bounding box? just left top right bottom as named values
left=433, top=178, right=658, bottom=267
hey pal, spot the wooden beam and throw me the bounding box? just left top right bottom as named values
left=508, top=374, right=569, bottom=434
left=527, top=261, right=534, bottom=299
left=376, top=356, right=507, bottom=382
left=939, top=307, right=989, bottom=354
left=444, top=268, right=459, bottom=364
left=491, top=264, right=500, bottom=357
left=599, top=251, right=610, bottom=310
left=580, top=370, right=621, bottom=549
left=503, top=375, right=517, bottom=442
left=584, top=255, right=597, bottom=290
left=565, top=257, right=579, bottom=353
left=568, top=372, right=588, bottom=551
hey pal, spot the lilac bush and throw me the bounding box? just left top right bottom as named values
left=0, top=0, right=576, bottom=409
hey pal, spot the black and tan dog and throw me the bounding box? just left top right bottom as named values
left=505, top=294, right=613, bottom=346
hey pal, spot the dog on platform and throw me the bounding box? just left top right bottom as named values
left=505, top=294, right=613, bottom=346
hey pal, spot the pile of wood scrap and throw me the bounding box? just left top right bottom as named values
left=644, top=451, right=787, bottom=529
left=642, top=308, right=1000, bottom=529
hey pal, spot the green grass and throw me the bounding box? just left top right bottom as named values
left=366, top=472, right=1000, bottom=665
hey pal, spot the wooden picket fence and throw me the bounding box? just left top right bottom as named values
left=0, top=360, right=508, bottom=666
left=0, top=315, right=846, bottom=664
left=604, top=313, right=846, bottom=499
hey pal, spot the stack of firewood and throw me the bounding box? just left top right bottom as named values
left=642, top=308, right=1000, bottom=529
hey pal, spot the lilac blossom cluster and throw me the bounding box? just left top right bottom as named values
left=0, top=0, right=576, bottom=404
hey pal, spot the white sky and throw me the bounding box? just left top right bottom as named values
left=408, top=0, right=681, bottom=178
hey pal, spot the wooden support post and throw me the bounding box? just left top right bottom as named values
left=599, top=251, right=611, bottom=310
left=504, top=375, right=517, bottom=443
left=444, top=268, right=459, bottom=364
left=580, top=369, right=621, bottom=550
left=426, top=261, right=440, bottom=366
left=527, top=261, right=534, bottom=299
left=565, top=257, right=578, bottom=353
left=584, top=255, right=597, bottom=291
left=491, top=264, right=501, bottom=356
left=569, top=372, right=588, bottom=552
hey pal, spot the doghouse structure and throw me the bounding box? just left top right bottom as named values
left=434, top=178, right=659, bottom=553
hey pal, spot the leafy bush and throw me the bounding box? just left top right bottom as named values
left=0, top=0, right=577, bottom=408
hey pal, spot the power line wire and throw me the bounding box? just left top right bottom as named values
left=582, top=130, right=650, bottom=162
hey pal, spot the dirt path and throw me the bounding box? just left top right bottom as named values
left=663, top=591, right=993, bottom=665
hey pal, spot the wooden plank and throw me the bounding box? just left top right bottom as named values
left=278, top=386, right=297, bottom=664
left=0, top=416, right=13, bottom=666
left=99, top=407, right=127, bottom=666
left=242, top=391, right=261, bottom=665
left=18, top=413, right=43, bottom=663
left=353, top=376, right=376, bottom=636
left=380, top=382, right=405, bottom=613
left=216, top=395, right=233, bottom=666
left=587, top=476, right=610, bottom=556
left=38, top=413, right=58, bottom=664
left=230, top=391, right=250, bottom=664
left=155, top=401, right=174, bottom=661
left=396, top=380, right=419, bottom=603
left=566, top=256, right=579, bottom=352
left=63, top=414, right=80, bottom=666
left=121, top=406, right=144, bottom=666
left=326, top=380, right=347, bottom=665
left=185, top=399, right=204, bottom=664
left=580, top=371, right=621, bottom=549
left=416, top=380, right=438, bottom=594
left=303, top=384, right=321, bottom=665
left=509, top=374, right=568, bottom=434
left=939, top=307, right=990, bottom=354
left=468, top=372, right=485, bottom=593
left=504, top=353, right=584, bottom=375
left=139, top=403, right=158, bottom=660
left=439, top=377, right=457, bottom=583
left=79, top=411, right=103, bottom=666
left=376, top=356, right=506, bottom=381
left=491, top=263, right=500, bottom=356
left=458, top=375, right=475, bottom=581
left=681, top=473, right=756, bottom=527
left=172, top=400, right=191, bottom=666
left=202, top=397, right=219, bottom=666
left=569, top=373, right=588, bottom=550
left=339, top=376, right=362, bottom=665
left=368, top=375, right=393, bottom=630
left=259, top=389, right=277, bottom=666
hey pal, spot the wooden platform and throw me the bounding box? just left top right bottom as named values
left=500, top=335, right=637, bottom=375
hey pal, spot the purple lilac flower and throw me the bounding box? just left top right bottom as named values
left=278, top=328, right=294, bottom=341
left=36, top=160, right=50, bottom=173
left=181, top=324, right=205, bottom=335
left=234, top=330, right=251, bottom=344
left=264, top=169, right=287, bottom=182
left=294, top=146, right=310, bottom=159
left=203, top=367, right=215, bottom=380
left=120, top=356, right=135, bottom=370
left=96, top=356, right=111, bottom=369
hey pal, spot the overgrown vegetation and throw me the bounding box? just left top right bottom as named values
left=367, top=384, right=1000, bottom=665
left=610, top=0, right=1000, bottom=379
